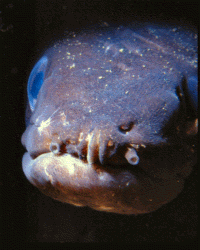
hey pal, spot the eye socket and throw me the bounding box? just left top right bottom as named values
left=27, top=56, right=48, bottom=111
left=119, top=122, right=134, bottom=133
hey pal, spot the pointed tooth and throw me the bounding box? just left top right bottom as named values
left=99, top=131, right=108, bottom=165
left=87, top=129, right=99, bottom=165
left=77, top=138, right=88, bottom=159
left=125, top=147, right=140, bottom=165
left=129, top=143, right=140, bottom=149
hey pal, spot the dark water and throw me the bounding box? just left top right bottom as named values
left=1, top=0, right=198, bottom=245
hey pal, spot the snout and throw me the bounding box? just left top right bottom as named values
left=22, top=117, right=188, bottom=215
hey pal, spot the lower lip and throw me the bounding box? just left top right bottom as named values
left=22, top=151, right=184, bottom=214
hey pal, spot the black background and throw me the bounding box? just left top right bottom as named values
left=1, top=0, right=198, bottom=245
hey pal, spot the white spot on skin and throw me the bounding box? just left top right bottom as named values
left=78, top=132, right=84, bottom=142
left=59, top=111, right=70, bottom=126
left=105, top=44, right=112, bottom=53
left=67, top=163, right=75, bottom=176
left=59, top=111, right=66, bottom=119
left=70, top=63, right=75, bottom=69
left=37, top=108, right=60, bottom=135
left=38, top=118, right=52, bottom=135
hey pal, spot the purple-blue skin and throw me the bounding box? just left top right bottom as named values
left=21, top=23, right=197, bottom=214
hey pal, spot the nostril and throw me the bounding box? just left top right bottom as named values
left=119, top=122, right=134, bottom=134
left=50, top=142, right=66, bottom=155
left=125, top=147, right=140, bottom=165
left=50, top=142, right=61, bottom=155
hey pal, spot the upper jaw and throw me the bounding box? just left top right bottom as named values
left=21, top=118, right=166, bottom=170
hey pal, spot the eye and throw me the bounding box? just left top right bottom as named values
left=27, top=56, right=48, bottom=111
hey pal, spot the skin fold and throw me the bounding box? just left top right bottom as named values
left=21, top=22, right=197, bottom=214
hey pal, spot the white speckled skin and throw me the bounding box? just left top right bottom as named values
left=22, top=23, right=197, bottom=214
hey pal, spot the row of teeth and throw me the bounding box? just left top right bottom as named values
left=129, top=143, right=146, bottom=149
left=50, top=135, right=145, bottom=166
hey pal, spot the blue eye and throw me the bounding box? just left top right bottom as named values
left=27, top=56, right=48, bottom=111
left=187, top=76, right=198, bottom=112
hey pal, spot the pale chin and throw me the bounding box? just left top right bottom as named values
left=22, top=151, right=184, bottom=215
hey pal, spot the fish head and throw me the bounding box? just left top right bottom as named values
left=22, top=23, right=197, bottom=214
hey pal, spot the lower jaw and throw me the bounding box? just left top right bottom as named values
left=22, top=151, right=184, bottom=214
